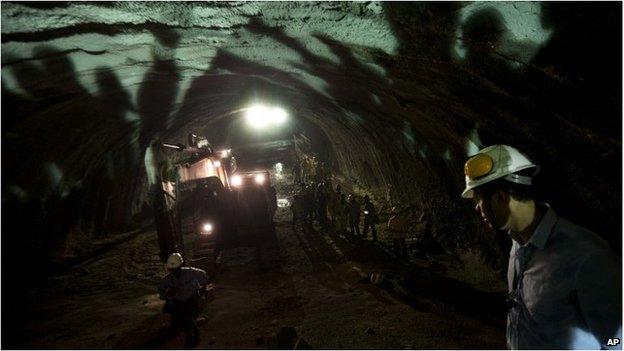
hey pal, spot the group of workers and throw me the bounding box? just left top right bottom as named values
left=159, top=144, right=621, bottom=350
left=291, top=183, right=379, bottom=235
left=290, top=164, right=426, bottom=260
left=292, top=154, right=330, bottom=185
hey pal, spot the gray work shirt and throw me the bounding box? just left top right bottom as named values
left=158, top=267, right=209, bottom=301
left=507, top=205, right=622, bottom=349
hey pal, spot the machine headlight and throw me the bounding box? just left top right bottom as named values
left=213, top=160, right=221, bottom=168
left=364, top=211, right=369, bottom=215
left=254, top=174, right=265, bottom=184
left=231, top=175, right=243, bottom=187
left=201, top=222, right=214, bottom=235
left=219, top=150, right=229, bottom=158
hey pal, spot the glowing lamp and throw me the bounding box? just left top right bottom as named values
left=231, top=175, right=243, bottom=187
left=245, top=104, right=288, bottom=129
left=201, top=222, right=213, bottom=235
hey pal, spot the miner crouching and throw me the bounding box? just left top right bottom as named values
left=158, top=253, right=208, bottom=348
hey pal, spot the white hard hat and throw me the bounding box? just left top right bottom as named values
left=461, top=145, right=539, bottom=199
left=166, top=252, right=183, bottom=269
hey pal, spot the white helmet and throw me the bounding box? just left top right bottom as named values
left=461, top=145, right=539, bottom=199
left=166, top=252, right=183, bottom=269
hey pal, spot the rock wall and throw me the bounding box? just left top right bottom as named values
left=2, top=2, right=621, bottom=278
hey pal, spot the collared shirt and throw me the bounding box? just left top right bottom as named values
left=506, top=205, right=622, bottom=350
left=157, top=267, right=208, bottom=302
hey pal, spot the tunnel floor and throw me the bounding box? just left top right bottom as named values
left=12, top=171, right=507, bottom=349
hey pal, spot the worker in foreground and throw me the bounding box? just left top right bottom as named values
left=462, top=144, right=621, bottom=350
left=158, top=253, right=209, bottom=348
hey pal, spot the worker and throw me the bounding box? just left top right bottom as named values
left=158, top=253, right=209, bottom=348
left=317, top=161, right=330, bottom=183
left=303, top=184, right=315, bottom=223
left=314, top=162, right=322, bottom=183
left=292, top=160, right=302, bottom=184
left=300, top=157, right=309, bottom=184
left=362, top=195, right=379, bottom=241
left=327, top=186, right=336, bottom=226
left=309, top=156, right=318, bottom=183
left=385, top=183, right=395, bottom=207
left=462, top=144, right=621, bottom=349
left=330, top=184, right=343, bottom=225
left=316, top=181, right=329, bottom=226
left=291, top=194, right=305, bottom=230
left=348, top=195, right=361, bottom=239
left=323, top=181, right=335, bottom=225
left=334, top=193, right=348, bottom=236
left=387, top=206, right=408, bottom=259
left=411, top=209, right=439, bottom=259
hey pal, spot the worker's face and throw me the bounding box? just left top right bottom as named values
left=473, top=188, right=510, bottom=231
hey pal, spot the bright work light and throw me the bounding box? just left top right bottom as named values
left=255, top=174, right=266, bottom=184
left=231, top=175, right=243, bottom=187
left=201, top=222, right=213, bottom=235
left=245, top=104, right=288, bottom=129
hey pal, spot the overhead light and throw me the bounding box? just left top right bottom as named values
left=245, top=104, right=288, bottom=129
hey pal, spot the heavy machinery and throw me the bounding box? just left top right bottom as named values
left=146, top=134, right=235, bottom=271
left=147, top=133, right=280, bottom=266
left=230, top=169, right=278, bottom=240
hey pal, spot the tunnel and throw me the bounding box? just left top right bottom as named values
left=1, top=1, right=622, bottom=349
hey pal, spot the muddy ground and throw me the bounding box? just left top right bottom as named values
left=9, top=170, right=507, bottom=349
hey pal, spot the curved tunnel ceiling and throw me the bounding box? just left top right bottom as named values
left=2, top=2, right=622, bottom=262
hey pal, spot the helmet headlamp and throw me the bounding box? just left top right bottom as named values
left=464, top=153, right=494, bottom=180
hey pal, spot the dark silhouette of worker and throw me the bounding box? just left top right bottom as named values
left=158, top=253, right=209, bottom=348
left=362, top=195, right=379, bottom=241
left=388, top=206, right=408, bottom=259
left=316, top=182, right=328, bottom=227
left=460, top=7, right=509, bottom=77
left=329, top=184, right=343, bottom=225
left=292, top=161, right=302, bottom=184
left=303, top=184, right=315, bottom=223
left=348, top=195, right=361, bottom=239
left=291, top=194, right=305, bottom=230
left=334, top=193, right=349, bottom=236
